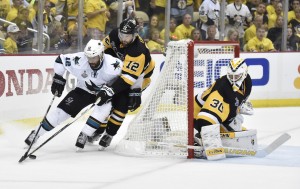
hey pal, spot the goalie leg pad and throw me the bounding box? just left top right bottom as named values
left=221, top=129, right=257, bottom=150
left=201, top=124, right=226, bottom=160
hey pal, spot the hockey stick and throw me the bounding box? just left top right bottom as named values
left=18, top=95, right=56, bottom=163
left=20, top=100, right=98, bottom=162
left=149, top=133, right=291, bottom=158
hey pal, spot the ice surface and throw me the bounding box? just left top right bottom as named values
left=0, top=107, right=299, bottom=189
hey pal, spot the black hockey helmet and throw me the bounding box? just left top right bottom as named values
left=119, top=18, right=137, bottom=34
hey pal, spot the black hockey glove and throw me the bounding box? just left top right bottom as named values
left=51, top=73, right=66, bottom=97
left=97, top=85, right=115, bottom=106
left=128, top=88, right=141, bottom=112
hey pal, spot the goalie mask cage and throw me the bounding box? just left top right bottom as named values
left=115, top=40, right=240, bottom=158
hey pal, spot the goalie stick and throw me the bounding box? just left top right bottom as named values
left=18, top=100, right=99, bottom=163
left=149, top=133, right=291, bottom=158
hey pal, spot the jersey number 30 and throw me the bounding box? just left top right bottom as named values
left=210, top=99, right=223, bottom=113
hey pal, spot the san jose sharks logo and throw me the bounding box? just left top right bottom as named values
left=74, top=56, right=81, bottom=65
left=112, top=60, right=121, bottom=70
left=85, top=80, right=103, bottom=93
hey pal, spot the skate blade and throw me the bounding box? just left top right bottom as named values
left=76, top=147, right=84, bottom=152
left=98, top=146, right=106, bottom=151
left=86, top=141, right=99, bottom=146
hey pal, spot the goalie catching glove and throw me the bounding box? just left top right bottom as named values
left=96, top=85, right=115, bottom=106
left=128, top=88, right=141, bottom=111
left=238, top=101, right=254, bottom=115
left=51, top=73, right=66, bottom=97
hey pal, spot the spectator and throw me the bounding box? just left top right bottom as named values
left=224, top=28, right=240, bottom=42
left=48, top=20, right=69, bottom=52
left=106, top=0, right=135, bottom=33
left=4, top=25, right=20, bottom=54
left=6, top=0, right=24, bottom=22
left=11, top=6, right=33, bottom=30
left=31, top=2, right=49, bottom=33
left=225, top=0, right=252, bottom=47
left=246, top=0, right=260, bottom=17
left=274, top=27, right=298, bottom=51
left=243, top=15, right=263, bottom=44
left=266, top=0, right=281, bottom=16
left=147, top=28, right=164, bottom=53
left=268, top=2, right=283, bottom=29
left=135, top=0, right=150, bottom=14
left=194, top=0, right=202, bottom=11
left=55, top=0, right=66, bottom=16
left=205, top=24, right=218, bottom=41
left=199, top=0, right=220, bottom=39
left=176, top=13, right=195, bottom=39
left=0, top=0, right=10, bottom=21
left=253, top=2, right=268, bottom=31
left=84, top=0, right=110, bottom=40
left=267, top=15, right=283, bottom=43
left=246, top=26, right=276, bottom=52
left=143, top=14, right=160, bottom=42
left=136, top=17, right=147, bottom=39
left=191, top=28, right=202, bottom=42
left=66, top=0, right=79, bottom=32
left=44, top=0, right=56, bottom=24
left=289, top=7, right=300, bottom=34
left=288, top=0, right=300, bottom=22
left=149, top=0, right=165, bottom=24
left=63, top=28, right=79, bottom=53
left=171, top=0, right=194, bottom=24
left=108, top=0, right=135, bottom=18
left=16, top=21, right=33, bottom=53
left=159, top=17, right=183, bottom=41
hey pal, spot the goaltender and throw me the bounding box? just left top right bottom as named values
left=194, top=58, right=254, bottom=160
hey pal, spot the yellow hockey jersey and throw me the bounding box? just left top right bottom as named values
left=194, top=74, right=252, bottom=131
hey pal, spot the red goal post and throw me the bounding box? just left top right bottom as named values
left=115, top=40, right=240, bottom=159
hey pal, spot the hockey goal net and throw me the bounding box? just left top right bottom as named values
left=115, top=40, right=240, bottom=158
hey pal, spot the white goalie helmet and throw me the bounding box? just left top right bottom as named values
left=84, top=39, right=105, bottom=64
left=227, top=58, right=248, bottom=91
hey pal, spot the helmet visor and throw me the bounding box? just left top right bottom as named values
left=228, top=73, right=243, bottom=82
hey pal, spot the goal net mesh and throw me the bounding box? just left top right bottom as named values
left=115, top=40, right=239, bottom=158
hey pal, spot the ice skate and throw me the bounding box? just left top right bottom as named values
left=75, top=132, right=88, bottom=151
left=98, top=133, right=113, bottom=151
left=87, top=129, right=102, bottom=144
left=24, top=130, right=39, bottom=147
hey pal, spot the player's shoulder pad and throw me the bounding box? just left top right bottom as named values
left=213, top=76, right=230, bottom=94
left=128, top=39, right=150, bottom=57
left=55, top=55, right=63, bottom=64
left=245, top=74, right=252, bottom=87
left=103, top=54, right=123, bottom=71
left=103, top=29, right=118, bottom=47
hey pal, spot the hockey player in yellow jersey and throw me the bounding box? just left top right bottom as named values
left=77, top=18, right=155, bottom=150
left=194, top=58, right=253, bottom=160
